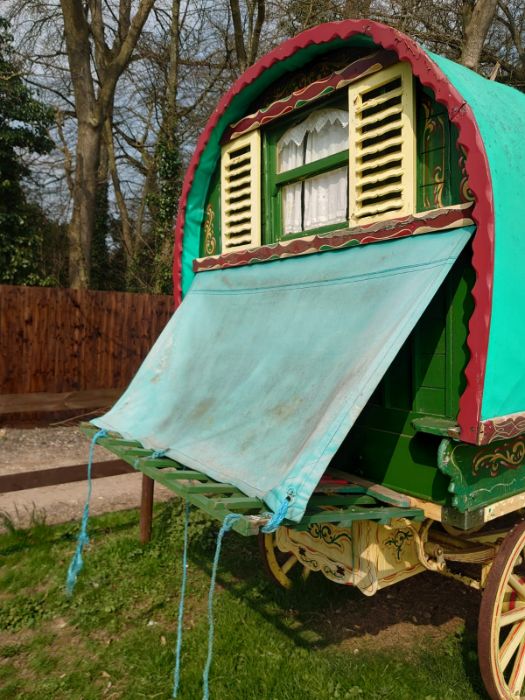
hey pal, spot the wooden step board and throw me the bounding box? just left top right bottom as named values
left=81, top=424, right=424, bottom=536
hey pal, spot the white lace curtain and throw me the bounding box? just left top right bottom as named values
left=277, top=108, right=349, bottom=235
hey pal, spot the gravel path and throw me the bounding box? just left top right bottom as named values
left=0, top=426, right=173, bottom=529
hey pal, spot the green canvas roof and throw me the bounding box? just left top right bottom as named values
left=173, top=19, right=525, bottom=444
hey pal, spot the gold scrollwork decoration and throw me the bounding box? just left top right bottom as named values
left=203, top=204, right=216, bottom=255
left=433, top=167, right=444, bottom=208
left=458, top=146, right=475, bottom=202
left=472, top=439, right=525, bottom=477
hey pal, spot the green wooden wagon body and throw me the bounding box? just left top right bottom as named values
left=85, top=20, right=525, bottom=700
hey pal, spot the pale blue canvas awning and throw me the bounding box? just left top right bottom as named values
left=93, top=228, right=472, bottom=523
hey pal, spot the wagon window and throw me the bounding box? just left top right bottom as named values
left=217, top=61, right=416, bottom=253
left=277, top=108, right=349, bottom=235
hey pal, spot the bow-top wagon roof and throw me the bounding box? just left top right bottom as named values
left=173, top=19, right=525, bottom=446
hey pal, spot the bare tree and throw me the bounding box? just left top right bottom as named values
left=461, top=0, right=499, bottom=70
left=228, top=0, right=266, bottom=72
left=150, top=0, right=182, bottom=292
left=495, top=0, right=525, bottom=88
left=7, top=0, right=524, bottom=295
left=106, top=0, right=235, bottom=292
left=365, top=1, right=522, bottom=85
left=60, top=0, right=156, bottom=288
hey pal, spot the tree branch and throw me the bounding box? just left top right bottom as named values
left=99, top=0, right=156, bottom=112
left=228, top=0, right=248, bottom=72
left=248, top=0, right=265, bottom=65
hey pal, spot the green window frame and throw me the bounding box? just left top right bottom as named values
left=262, top=95, right=349, bottom=244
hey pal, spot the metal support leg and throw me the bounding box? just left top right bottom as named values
left=140, top=474, right=154, bottom=543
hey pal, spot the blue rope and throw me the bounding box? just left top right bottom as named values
left=66, top=428, right=108, bottom=596
left=260, top=490, right=295, bottom=533
left=172, top=500, right=191, bottom=698
left=133, top=448, right=167, bottom=472
left=202, top=513, right=241, bottom=700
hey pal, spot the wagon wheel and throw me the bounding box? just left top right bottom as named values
left=479, top=520, right=525, bottom=699
left=258, top=531, right=311, bottom=589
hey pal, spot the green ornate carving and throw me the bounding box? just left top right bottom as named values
left=385, top=529, right=413, bottom=560
left=307, top=523, right=352, bottom=551
left=438, top=436, right=525, bottom=512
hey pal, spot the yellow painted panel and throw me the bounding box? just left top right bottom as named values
left=348, top=62, right=416, bottom=226
left=220, top=130, right=261, bottom=251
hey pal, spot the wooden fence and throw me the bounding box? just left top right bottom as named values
left=0, top=285, right=174, bottom=415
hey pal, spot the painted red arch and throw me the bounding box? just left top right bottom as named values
left=173, top=19, right=494, bottom=444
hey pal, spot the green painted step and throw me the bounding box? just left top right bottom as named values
left=81, top=423, right=424, bottom=536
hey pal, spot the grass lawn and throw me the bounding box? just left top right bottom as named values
left=0, top=501, right=488, bottom=699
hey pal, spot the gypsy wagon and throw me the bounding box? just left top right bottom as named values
left=83, top=19, right=525, bottom=700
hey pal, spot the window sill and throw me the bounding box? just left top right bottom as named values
left=193, top=204, right=474, bottom=274
left=279, top=220, right=349, bottom=241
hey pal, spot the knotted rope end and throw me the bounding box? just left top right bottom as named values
left=260, top=489, right=295, bottom=534
left=64, top=428, right=108, bottom=596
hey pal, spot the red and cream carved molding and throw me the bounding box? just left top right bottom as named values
left=194, top=204, right=474, bottom=273
left=478, top=414, right=525, bottom=445
left=223, top=49, right=398, bottom=143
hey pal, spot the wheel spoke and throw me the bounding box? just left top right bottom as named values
left=260, top=532, right=312, bottom=590
left=281, top=554, right=299, bottom=575
left=301, top=567, right=311, bottom=581
left=500, top=605, right=525, bottom=627
left=499, top=621, right=525, bottom=672
left=509, top=637, right=525, bottom=696
left=502, top=591, right=513, bottom=615
left=509, top=574, right=525, bottom=601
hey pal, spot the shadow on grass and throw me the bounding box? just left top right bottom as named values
left=0, top=498, right=488, bottom=697
left=186, top=525, right=479, bottom=644
left=168, top=504, right=487, bottom=696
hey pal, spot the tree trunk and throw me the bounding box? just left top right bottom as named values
left=150, top=0, right=181, bottom=294
left=460, top=0, right=498, bottom=71
left=229, top=0, right=248, bottom=72
left=60, top=0, right=155, bottom=289
left=68, top=119, right=102, bottom=288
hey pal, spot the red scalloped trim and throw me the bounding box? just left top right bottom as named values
left=172, top=19, right=494, bottom=445
left=193, top=206, right=474, bottom=272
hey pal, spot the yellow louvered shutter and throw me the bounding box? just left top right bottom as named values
left=348, top=62, right=415, bottom=226
left=220, top=130, right=261, bottom=251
